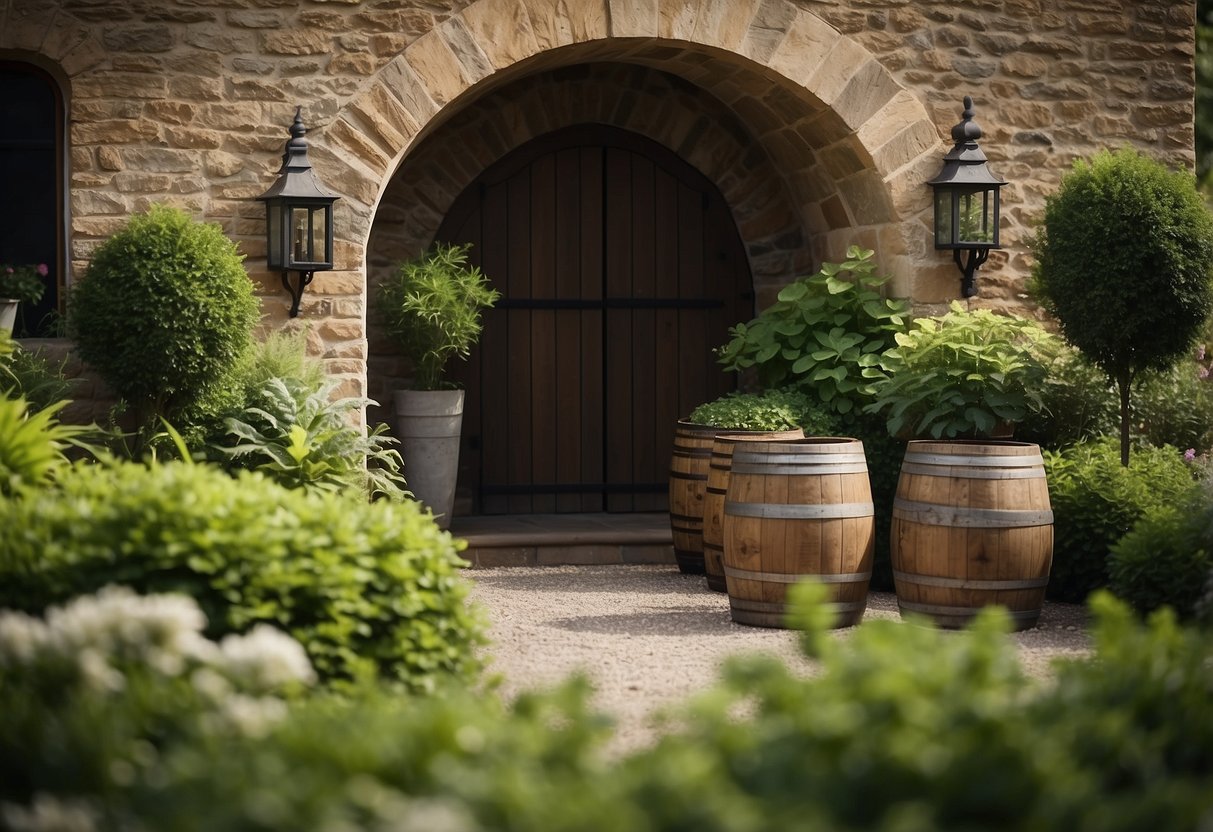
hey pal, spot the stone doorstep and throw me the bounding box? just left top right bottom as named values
left=450, top=512, right=676, bottom=568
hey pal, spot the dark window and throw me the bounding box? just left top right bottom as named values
left=0, top=62, right=64, bottom=336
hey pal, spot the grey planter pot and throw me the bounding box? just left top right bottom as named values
left=394, top=389, right=464, bottom=530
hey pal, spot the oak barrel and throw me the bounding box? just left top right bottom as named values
left=890, top=439, right=1054, bottom=631
left=723, top=437, right=875, bottom=628
left=703, top=430, right=804, bottom=592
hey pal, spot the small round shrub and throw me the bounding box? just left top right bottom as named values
left=1108, top=495, right=1212, bottom=620
left=688, top=387, right=838, bottom=434
left=1044, top=437, right=1197, bottom=602
left=1032, top=148, right=1213, bottom=464
left=69, top=205, right=259, bottom=429
left=0, top=459, right=485, bottom=691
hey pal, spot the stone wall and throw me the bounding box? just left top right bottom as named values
left=0, top=0, right=1195, bottom=420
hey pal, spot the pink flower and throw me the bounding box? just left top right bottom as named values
left=1198, top=344, right=1207, bottom=361
left=1201, top=367, right=1210, bottom=380
left=1185, top=448, right=1197, bottom=461
left=35, top=263, right=48, bottom=276
left=4, top=268, right=11, bottom=274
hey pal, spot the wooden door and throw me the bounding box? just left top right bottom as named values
left=438, top=125, right=751, bottom=513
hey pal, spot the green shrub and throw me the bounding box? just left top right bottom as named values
left=865, top=302, right=1055, bottom=439
left=1016, top=343, right=1118, bottom=450
left=1108, top=482, right=1213, bottom=620
left=0, top=460, right=485, bottom=690
left=716, top=246, right=910, bottom=415
left=69, top=205, right=259, bottom=437
left=1032, top=147, right=1213, bottom=465
left=8, top=583, right=1213, bottom=832
left=1131, top=356, right=1213, bottom=454
left=211, top=376, right=407, bottom=500
left=687, top=387, right=838, bottom=433
left=1044, top=437, right=1198, bottom=602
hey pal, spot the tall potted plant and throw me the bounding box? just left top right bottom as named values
left=863, top=303, right=1059, bottom=630
left=376, top=242, right=499, bottom=528
left=0, top=263, right=48, bottom=335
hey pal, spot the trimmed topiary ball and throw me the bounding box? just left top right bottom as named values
left=69, top=204, right=259, bottom=430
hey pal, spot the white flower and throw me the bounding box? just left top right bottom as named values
left=219, top=624, right=316, bottom=689
left=1, top=794, right=97, bottom=832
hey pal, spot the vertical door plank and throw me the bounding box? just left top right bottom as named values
left=630, top=153, right=658, bottom=511
left=506, top=170, right=533, bottom=513
left=479, top=182, right=511, bottom=514
left=529, top=153, right=558, bottom=513
left=604, top=147, right=633, bottom=512
left=554, top=147, right=584, bottom=512
left=447, top=209, right=484, bottom=513
left=580, top=146, right=606, bottom=511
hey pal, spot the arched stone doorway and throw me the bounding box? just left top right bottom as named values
left=435, top=124, right=751, bottom=514
left=353, top=1, right=946, bottom=518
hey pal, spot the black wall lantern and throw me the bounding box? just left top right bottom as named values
left=927, top=95, right=1005, bottom=298
left=257, top=106, right=340, bottom=318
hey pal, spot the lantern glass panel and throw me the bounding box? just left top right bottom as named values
left=934, top=189, right=953, bottom=247
left=957, top=188, right=994, bottom=245
left=309, top=206, right=328, bottom=264
left=289, top=206, right=310, bottom=265
left=266, top=202, right=283, bottom=269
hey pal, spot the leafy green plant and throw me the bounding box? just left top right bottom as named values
left=1108, top=481, right=1213, bottom=620
left=1032, top=148, right=1213, bottom=464
left=212, top=376, right=407, bottom=500
left=864, top=302, right=1056, bottom=439
left=0, top=396, right=99, bottom=498
left=0, top=341, right=75, bottom=414
left=1131, top=355, right=1213, bottom=455
left=1016, top=342, right=1119, bottom=450
left=0, top=459, right=486, bottom=690
left=1044, top=437, right=1198, bottom=602
left=375, top=242, right=500, bottom=390
left=687, top=387, right=838, bottom=433
left=68, top=204, right=259, bottom=440
left=716, top=246, right=910, bottom=414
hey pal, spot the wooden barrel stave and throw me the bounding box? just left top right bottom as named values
left=890, top=440, right=1053, bottom=631
left=702, top=430, right=803, bottom=593
left=723, top=438, right=875, bottom=629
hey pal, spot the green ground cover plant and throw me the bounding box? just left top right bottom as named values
left=3, top=583, right=1211, bottom=832
left=0, top=459, right=485, bottom=691
left=687, top=387, right=837, bottom=434
left=1044, top=437, right=1198, bottom=603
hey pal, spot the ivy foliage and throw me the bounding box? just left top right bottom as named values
left=0, top=459, right=485, bottom=691
left=69, top=205, right=259, bottom=432
left=865, top=302, right=1056, bottom=439
left=376, top=243, right=500, bottom=391
left=716, top=247, right=909, bottom=414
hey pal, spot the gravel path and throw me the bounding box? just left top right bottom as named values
left=467, top=564, right=1092, bottom=754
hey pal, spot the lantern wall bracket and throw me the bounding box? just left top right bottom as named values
left=954, top=247, right=989, bottom=299
left=282, top=269, right=315, bottom=319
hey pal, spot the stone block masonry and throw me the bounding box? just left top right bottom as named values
left=0, top=0, right=1194, bottom=424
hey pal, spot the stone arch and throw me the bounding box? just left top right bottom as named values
left=317, top=0, right=951, bottom=318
